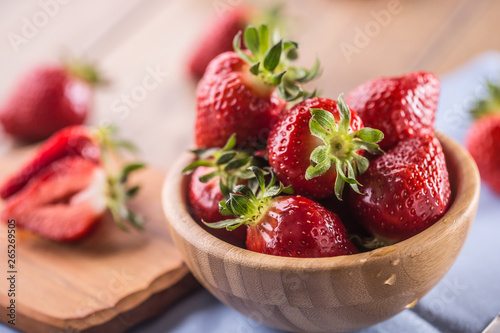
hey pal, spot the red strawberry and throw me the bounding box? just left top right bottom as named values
left=210, top=167, right=357, bottom=257
left=0, top=61, right=101, bottom=142
left=1, top=157, right=107, bottom=241
left=466, top=81, right=500, bottom=195
left=346, top=71, right=440, bottom=150
left=184, top=135, right=253, bottom=247
left=1, top=125, right=145, bottom=241
left=188, top=6, right=249, bottom=79
left=347, top=134, right=451, bottom=243
left=246, top=196, right=358, bottom=257
left=188, top=166, right=247, bottom=247
left=195, top=24, right=319, bottom=149
left=268, top=96, right=383, bottom=200
left=0, top=126, right=100, bottom=199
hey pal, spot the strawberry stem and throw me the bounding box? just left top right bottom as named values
left=233, top=23, right=320, bottom=102
left=64, top=58, right=105, bottom=85
left=471, top=80, right=500, bottom=119
left=305, top=94, right=384, bottom=200
left=204, top=167, right=293, bottom=230
left=183, top=134, right=256, bottom=198
left=92, top=125, right=146, bottom=231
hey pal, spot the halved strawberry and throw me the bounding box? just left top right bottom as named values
left=1, top=125, right=145, bottom=241
left=1, top=157, right=106, bottom=241
left=0, top=126, right=100, bottom=199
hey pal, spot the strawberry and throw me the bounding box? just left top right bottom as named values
left=347, top=134, right=451, bottom=243
left=1, top=157, right=107, bottom=241
left=466, top=81, right=500, bottom=195
left=1, top=126, right=145, bottom=241
left=195, top=24, right=320, bottom=149
left=188, top=6, right=249, bottom=79
left=209, top=167, right=358, bottom=257
left=267, top=95, right=383, bottom=200
left=184, top=135, right=254, bottom=247
left=0, top=61, right=102, bottom=142
left=188, top=166, right=247, bottom=247
left=345, top=71, right=440, bottom=150
left=0, top=126, right=100, bottom=199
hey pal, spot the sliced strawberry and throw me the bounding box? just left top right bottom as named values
left=0, top=126, right=100, bottom=199
left=1, top=125, right=145, bottom=242
left=346, top=71, right=440, bottom=150
left=1, top=157, right=107, bottom=241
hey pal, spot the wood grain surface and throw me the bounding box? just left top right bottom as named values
left=0, top=0, right=498, bottom=332
left=0, top=147, right=199, bottom=333
left=163, top=133, right=480, bottom=332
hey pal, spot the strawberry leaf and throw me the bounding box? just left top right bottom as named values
left=244, top=26, right=260, bottom=56
left=310, top=108, right=335, bottom=132
left=207, top=167, right=293, bottom=230
left=120, top=163, right=145, bottom=183
left=216, top=152, right=237, bottom=165
left=233, top=23, right=320, bottom=102
left=305, top=95, right=384, bottom=200
left=263, top=40, right=283, bottom=72
left=354, top=128, right=384, bottom=143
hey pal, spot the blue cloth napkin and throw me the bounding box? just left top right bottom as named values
left=2, top=52, right=499, bottom=333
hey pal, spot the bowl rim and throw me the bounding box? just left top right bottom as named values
left=162, top=132, right=480, bottom=271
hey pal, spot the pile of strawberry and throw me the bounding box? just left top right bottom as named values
left=184, top=23, right=452, bottom=258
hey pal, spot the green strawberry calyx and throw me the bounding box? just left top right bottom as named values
left=305, top=94, right=384, bottom=201
left=204, top=167, right=293, bottom=230
left=471, top=80, right=500, bottom=119
left=233, top=23, right=320, bottom=102
left=183, top=134, right=256, bottom=198
left=92, top=125, right=146, bottom=230
left=65, top=58, right=106, bottom=85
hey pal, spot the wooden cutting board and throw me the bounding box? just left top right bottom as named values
left=0, top=146, right=199, bottom=333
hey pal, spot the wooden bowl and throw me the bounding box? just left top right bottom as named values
left=162, top=132, right=480, bottom=333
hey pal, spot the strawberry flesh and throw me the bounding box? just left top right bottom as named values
left=247, top=196, right=358, bottom=257
left=1, top=156, right=106, bottom=241
left=0, top=126, right=100, bottom=199
left=348, top=134, right=451, bottom=243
